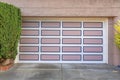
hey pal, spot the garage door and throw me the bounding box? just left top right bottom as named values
left=17, top=18, right=108, bottom=63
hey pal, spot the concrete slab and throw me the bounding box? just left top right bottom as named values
left=24, top=70, right=61, bottom=80
left=13, top=63, right=61, bottom=70
left=62, top=63, right=115, bottom=69
left=0, top=63, right=120, bottom=80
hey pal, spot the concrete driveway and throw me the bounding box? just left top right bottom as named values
left=0, top=63, right=120, bottom=80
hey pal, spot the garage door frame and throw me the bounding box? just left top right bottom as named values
left=15, top=18, right=108, bottom=63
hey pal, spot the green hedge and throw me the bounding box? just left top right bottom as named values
left=0, top=2, right=21, bottom=59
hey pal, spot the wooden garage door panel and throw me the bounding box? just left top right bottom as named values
left=63, top=22, right=81, bottom=28
left=19, top=46, right=39, bottom=52
left=63, top=38, right=81, bottom=44
left=41, top=30, right=60, bottom=36
left=21, top=30, right=39, bottom=36
left=41, top=46, right=60, bottom=52
left=62, top=46, right=81, bottom=52
left=63, top=30, right=81, bottom=36
left=41, top=54, right=60, bottom=61
left=62, top=54, right=81, bottom=61
left=20, top=38, right=39, bottom=44
left=19, top=54, right=39, bottom=61
left=41, top=38, right=60, bottom=44
left=83, top=46, right=103, bottom=53
left=22, top=21, right=39, bottom=28
left=83, top=22, right=103, bottom=28
left=83, top=30, right=103, bottom=36
left=83, top=38, right=103, bottom=44
left=41, top=22, right=60, bottom=28
left=83, top=54, right=103, bottom=61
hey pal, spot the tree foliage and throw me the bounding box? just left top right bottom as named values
left=0, top=2, right=21, bottom=59
left=114, top=20, right=120, bottom=48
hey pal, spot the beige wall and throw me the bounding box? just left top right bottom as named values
left=1, top=0, right=120, bottom=16
left=1, top=0, right=120, bottom=66
left=107, top=17, right=120, bottom=66
left=113, top=17, right=120, bottom=66
left=108, top=18, right=114, bottom=65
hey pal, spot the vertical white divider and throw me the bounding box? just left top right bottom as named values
left=60, top=21, right=63, bottom=62
left=81, top=21, right=84, bottom=62
left=39, top=21, right=41, bottom=61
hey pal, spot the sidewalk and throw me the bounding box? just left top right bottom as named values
left=0, top=63, right=120, bottom=80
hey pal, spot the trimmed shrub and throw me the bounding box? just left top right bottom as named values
left=0, top=2, right=21, bottom=61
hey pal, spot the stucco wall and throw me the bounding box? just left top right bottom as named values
left=108, top=18, right=114, bottom=65
left=113, top=17, right=120, bottom=66
left=1, top=0, right=120, bottom=17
